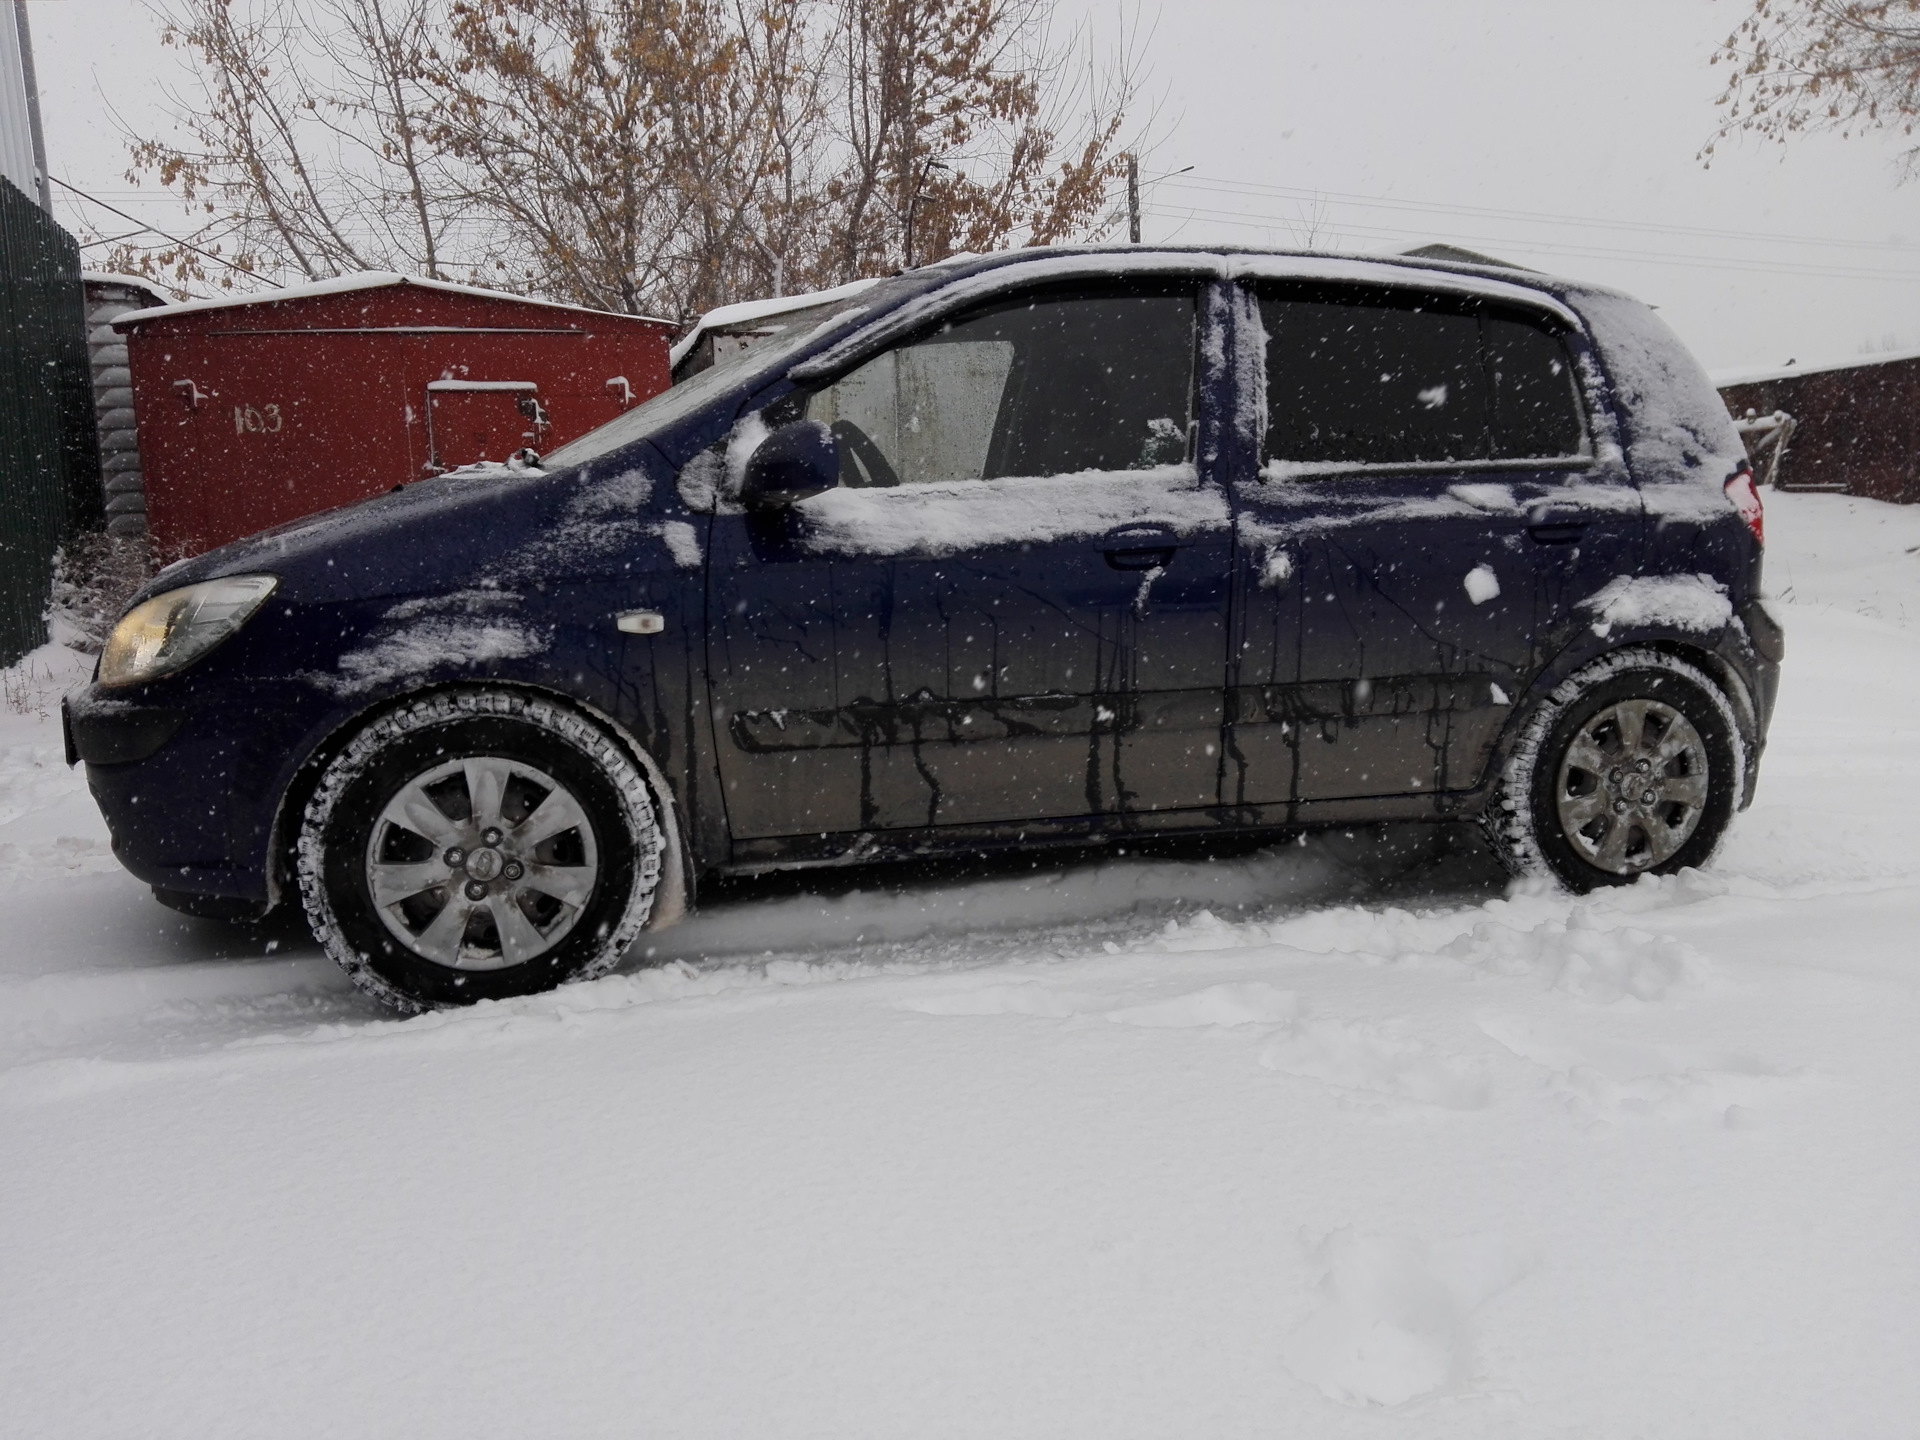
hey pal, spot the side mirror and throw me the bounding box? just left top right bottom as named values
left=742, top=420, right=839, bottom=509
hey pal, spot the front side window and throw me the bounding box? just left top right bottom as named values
left=800, top=286, right=1197, bottom=486
left=1258, top=286, right=1583, bottom=470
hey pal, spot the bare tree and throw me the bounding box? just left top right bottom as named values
left=815, top=0, right=1133, bottom=284
left=684, top=0, right=837, bottom=306
left=122, top=0, right=468, bottom=291
left=1283, top=193, right=1341, bottom=252
left=118, top=0, right=1143, bottom=315
left=432, top=0, right=821, bottom=316
left=435, top=0, right=1136, bottom=307
left=1706, top=1, right=1920, bottom=175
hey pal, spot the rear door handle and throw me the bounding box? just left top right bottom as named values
left=1526, top=506, right=1587, bottom=545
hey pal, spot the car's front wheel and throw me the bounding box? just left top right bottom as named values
left=298, top=691, right=664, bottom=1012
left=1486, top=648, right=1743, bottom=892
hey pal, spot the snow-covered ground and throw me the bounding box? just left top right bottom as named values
left=4, top=490, right=1918, bottom=1437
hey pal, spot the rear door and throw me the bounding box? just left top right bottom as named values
left=708, top=278, right=1231, bottom=843
left=1225, top=281, right=1642, bottom=810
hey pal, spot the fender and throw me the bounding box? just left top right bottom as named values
left=1482, top=619, right=1772, bottom=812
left=261, top=680, right=696, bottom=931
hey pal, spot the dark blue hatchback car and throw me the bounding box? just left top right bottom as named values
left=67, top=247, right=1782, bottom=1011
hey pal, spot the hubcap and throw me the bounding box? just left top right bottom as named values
left=364, top=756, right=599, bottom=970
left=1554, top=697, right=1709, bottom=875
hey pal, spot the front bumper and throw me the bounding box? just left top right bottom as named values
left=64, top=694, right=184, bottom=767
left=67, top=682, right=322, bottom=904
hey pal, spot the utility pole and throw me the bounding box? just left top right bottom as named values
left=12, top=0, right=51, bottom=211
left=903, top=157, right=950, bottom=269
left=1126, top=153, right=1141, bottom=244
left=747, top=232, right=786, bottom=298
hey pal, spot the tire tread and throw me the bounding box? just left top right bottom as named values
left=1483, top=647, right=1745, bottom=889
left=296, top=689, right=662, bottom=1012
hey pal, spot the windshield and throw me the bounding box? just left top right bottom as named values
left=541, top=293, right=879, bottom=469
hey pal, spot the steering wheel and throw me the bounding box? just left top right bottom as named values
left=829, top=420, right=902, bottom=488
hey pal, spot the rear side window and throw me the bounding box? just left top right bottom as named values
left=1257, top=287, right=1582, bottom=469
left=803, top=286, right=1196, bottom=486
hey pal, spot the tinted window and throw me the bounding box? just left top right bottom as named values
left=1259, top=289, right=1582, bottom=467
left=804, top=288, right=1196, bottom=486
left=1487, top=316, right=1582, bottom=459
left=1262, top=295, right=1487, bottom=466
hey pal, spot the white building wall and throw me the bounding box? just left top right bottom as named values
left=0, top=4, right=40, bottom=201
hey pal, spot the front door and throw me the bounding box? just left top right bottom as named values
left=1225, top=281, right=1643, bottom=810
left=707, top=279, right=1231, bottom=844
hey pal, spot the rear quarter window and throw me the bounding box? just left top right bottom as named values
left=1487, top=315, right=1583, bottom=460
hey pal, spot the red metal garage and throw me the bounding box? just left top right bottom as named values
left=116, top=274, right=676, bottom=557
left=1716, top=350, right=1920, bottom=504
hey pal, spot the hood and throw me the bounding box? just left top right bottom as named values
left=143, top=450, right=681, bottom=608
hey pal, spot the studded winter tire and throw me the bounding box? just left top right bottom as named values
left=1486, top=648, right=1743, bottom=893
left=298, top=691, right=664, bottom=1012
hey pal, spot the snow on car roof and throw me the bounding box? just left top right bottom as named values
left=1221, top=253, right=1582, bottom=327
left=789, top=248, right=1584, bottom=382
left=112, top=271, right=676, bottom=329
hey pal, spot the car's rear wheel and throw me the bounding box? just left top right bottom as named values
left=298, top=690, right=663, bottom=1012
left=1486, top=648, right=1742, bottom=892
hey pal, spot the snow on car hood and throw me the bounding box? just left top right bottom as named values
left=139, top=458, right=676, bottom=607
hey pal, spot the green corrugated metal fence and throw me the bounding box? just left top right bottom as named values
left=1, top=175, right=99, bottom=666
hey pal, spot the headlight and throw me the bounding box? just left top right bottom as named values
left=99, top=575, right=279, bottom=688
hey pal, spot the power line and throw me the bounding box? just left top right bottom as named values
left=1147, top=206, right=1920, bottom=283
left=1091, top=164, right=1920, bottom=280
left=77, top=227, right=153, bottom=251
left=1140, top=198, right=1920, bottom=283
left=1166, top=172, right=1920, bottom=257
left=50, top=176, right=269, bottom=283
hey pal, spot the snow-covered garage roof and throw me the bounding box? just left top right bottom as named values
left=1711, top=346, right=1920, bottom=390
left=114, top=272, right=675, bottom=330
left=668, top=276, right=884, bottom=372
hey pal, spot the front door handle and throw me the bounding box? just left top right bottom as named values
left=1104, top=546, right=1176, bottom=571
left=1099, top=524, right=1185, bottom=570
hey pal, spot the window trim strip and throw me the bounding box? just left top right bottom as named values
left=1259, top=454, right=1597, bottom=482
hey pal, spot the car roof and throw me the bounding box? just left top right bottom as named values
left=918, top=243, right=1581, bottom=304
left=789, top=245, right=1586, bottom=384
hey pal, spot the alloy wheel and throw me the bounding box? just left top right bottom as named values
left=364, top=755, right=599, bottom=970
left=1553, top=697, right=1710, bottom=875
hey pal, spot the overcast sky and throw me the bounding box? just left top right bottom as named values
left=24, top=0, right=1920, bottom=374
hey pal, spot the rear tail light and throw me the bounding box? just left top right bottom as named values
left=1725, top=467, right=1764, bottom=546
